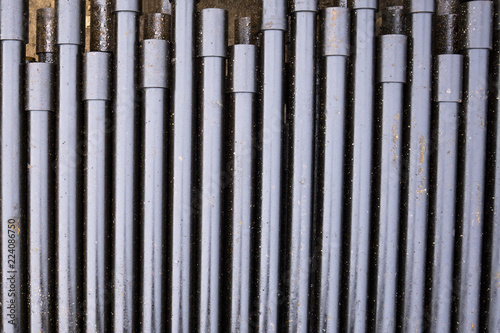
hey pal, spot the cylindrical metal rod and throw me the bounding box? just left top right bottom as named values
left=26, top=62, right=54, bottom=333
left=343, top=1, right=377, bottom=331
left=36, top=8, right=56, bottom=64
left=0, top=0, right=28, bottom=330
left=486, top=2, right=500, bottom=330
left=194, top=9, right=227, bottom=331
left=223, top=24, right=256, bottom=332
left=139, top=14, right=169, bottom=333
left=453, top=2, right=493, bottom=330
left=90, top=0, right=113, bottom=52
left=167, top=1, right=197, bottom=330
left=427, top=54, right=463, bottom=332
left=55, top=0, right=84, bottom=330
left=83, top=51, right=111, bottom=333
left=309, top=7, right=349, bottom=333
left=398, top=1, right=434, bottom=331
left=372, top=22, right=407, bottom=333
left=112, top=0, right=140, bottom=331
left=283, top=0, right=317, bottom=331
left=250, top=0, right=286, bottom=330
left=159, top=0, right=172, bottom=14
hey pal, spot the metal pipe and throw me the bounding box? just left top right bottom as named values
left=223, top=20, right=256, bottom=332
left=398, top=1, right=434, bottom=331
left=427, top=54, right=463, bottom=332
left=371, top=12, right=407, bottom=332
left=26, top=62, right=54, bottom=333
left=90, top=0, right=113, bottom=53
left=83, top=51, right=111, bottom=333
left=453, top=2, right=492, bottom=330
left=283, top=0, right=317, bottom=331
left=309, top=7, right=349, bottom=333
left=112, top=0, right=140, bottom=331
left=194, top=9, right=227, bottom=331
left=343, top=1, right=377, bottom=331
left=0, top=0, right=28, bottom=330
left=167, top=1, right=197, bottom=330
left=36, top=8, right=56, bottom=64
left=139, top=13, right=170, bottom=333
left=54, top=1, right=84, bottom=330
left=250, top=0, right=286, bottom=330
left=486, top=2, right=500, bottom=330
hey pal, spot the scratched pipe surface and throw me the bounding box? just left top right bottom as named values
left=139, top=13, right=170, bottom=333
left=36, top=8, right=56, bottom=64
left=0, top=0, right=28, bottom=331
left=193, top=8, right=227, bottom=332
left=309, top=7, right=349, bottom=333
left=282, top=1, right=317, bottom=331
left=26, top=62, right=54, bottom=333
left=398, top=1, right=434, bottom=331
left=167, top=1, right=197, bottom=331
left=250, top=0, right=286, bottom=331
left=453, top=2, right=492, bottom=331
left=371, top=11, right=407, bottom=332
left=54, top=0, right=85, bottom=330
left=222, top=20, right=256, bottom=332
left=342, top=1, right=377, bottom=331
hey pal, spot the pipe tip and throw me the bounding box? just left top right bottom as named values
left=142, top=13, right=171, bottom=41
left=235, top=17, right=253, bottom=45
left=36, top=7, right=56, bottom=54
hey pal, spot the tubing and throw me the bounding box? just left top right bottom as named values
left=167, top=1, right=197, bottom=330
left=26, top=62, right=54, bottom=333
left=251, top=0, right=286, bottom=330
left=453, top=2, right=493, bottom=330
left=194, top=9, right=227, bottom=332
left=223, top=20, right=256, bottom=332
left=309, top=7, right=349, bottom=333
left=54, top=1, right=85, bottom=330
left=283, top=1, right=317, bottom=331
left=0, top=0, right=28, bottom=330
left=398, top=1, right=434, bottom=331
left=372, top=17, right=407, bottom=333
left=427, top=54, right=463, bottom=332
left=486, top=1, right=500, bottom=330
left=139, top=13, right=169, bottom=333
left=112, top=0, right=140, bottom=331
left=90, top=0, right=112, bottom=52
left=36, top=8, right=56, bottom=64
left=83, top=51, right=111, bottom=332
left=343, top=1, right=377, bottom=331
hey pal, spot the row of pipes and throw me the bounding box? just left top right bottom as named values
left=0, top=0, right=500, bottom=332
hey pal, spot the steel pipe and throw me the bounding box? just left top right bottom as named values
left=372, top=15, right=407, bottom=332
left=309, top=7, right=349, bottom=333
left=453, top=2, right=493, bottom=330
left=90, top=0, right=113, bottom=53
left=398, top=1, right=434, bottom=331
left=36, top=8, right=56, bottom=64
left=250, top=0, right=286, bottom=331
left=193, top=9, right=227, bottom=332
left=167, top=1, right=197, bottom=330
left=222, top=20, right=256, bottom=332
left=139, top=13, right=170, bottom=333
left=427, top=54, right=463, bottom=332
left=343, top=1, right=377, bottom=331
left=0, top=0, right=28, bottom=330
left=26, top=62, right=54, bottom=333
left=282, top=1, right=317, bottom=331
left=83, top=51, right=112, bottom=333
left=112, top=0, right=141, bottom=330
left=54, top=1, right=85, bottom=330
